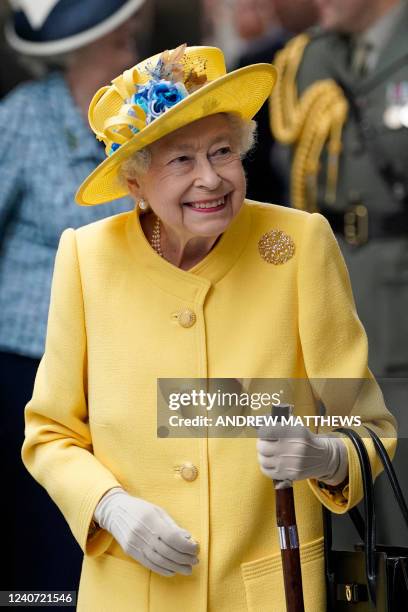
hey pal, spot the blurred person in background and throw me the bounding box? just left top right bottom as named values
left=270, top=0, right=408, bottom=543
left=271, top=0, right=408, bottom=378
left=272, top=0, right=320, bottom=35
left=233, top=0, right=278, bottom=44
left=0, top=2, right=30, bottom=98
left=236, top=0, right=319, bottom=205
left=0, top=0, right=145, bottom=592
left=201, top=0, right=248, bottom=66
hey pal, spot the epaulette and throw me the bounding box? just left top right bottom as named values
left=270, top=32, right=349, bottom=212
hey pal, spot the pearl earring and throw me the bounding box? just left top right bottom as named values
left=139, top=198, right=149, bottom=211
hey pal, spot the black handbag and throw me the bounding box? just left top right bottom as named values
left=323, top=426, right=408, bottom=611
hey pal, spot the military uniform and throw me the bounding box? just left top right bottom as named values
left=271, top=2, right=408, bottom=547
left=273, top=2, right=408, bottom=377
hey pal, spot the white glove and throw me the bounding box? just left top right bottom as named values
left=94, top=487, right=199, bottom=577
left=257, top=424, right=348, bottom=485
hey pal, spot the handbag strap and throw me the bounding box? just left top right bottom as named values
left=365, top=426, right=408, bottom=528
left=324, top=426, right=408, bottom=607
left=348, top=505, right=365, bottom=541
left=334, top=427, right=377, bottom=605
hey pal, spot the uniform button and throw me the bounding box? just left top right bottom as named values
left=179, top=462, right=199, bottom=482
left=175, top=309, right=196, bottom=328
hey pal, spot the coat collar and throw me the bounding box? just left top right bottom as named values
left=373, top=1, right=408, bottom=77
left=125, top=201, right=252, bottom=302
left=324, top=34, right=351, bottom=86
left=345, top=2, right=408, bottom=92
left=323, top=3, right=408, bottom=93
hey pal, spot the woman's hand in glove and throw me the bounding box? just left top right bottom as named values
left=94, top=487, right=199, bottom=576
left=257, top=424, right=348, bottom=485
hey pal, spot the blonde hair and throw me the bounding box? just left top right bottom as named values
left=119, top=113, right=257, bottom=185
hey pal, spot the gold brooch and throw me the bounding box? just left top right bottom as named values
left=258, top=229, right=295, bottom=264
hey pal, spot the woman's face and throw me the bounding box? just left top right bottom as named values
left=130, top=114, right=247, bottom=240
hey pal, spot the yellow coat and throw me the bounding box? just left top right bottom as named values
left=23, top=201, right=396, bottom=612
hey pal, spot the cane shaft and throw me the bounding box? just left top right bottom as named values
left=276, top=487, right=305, bottom=612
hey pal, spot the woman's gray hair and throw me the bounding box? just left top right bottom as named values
left=118, top=113, right=257, bottom=185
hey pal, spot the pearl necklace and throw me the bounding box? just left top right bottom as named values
left=150, top=215, right=164, bottom=258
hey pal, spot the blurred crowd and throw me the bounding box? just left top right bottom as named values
left=1, top=0, right=407, bottom=594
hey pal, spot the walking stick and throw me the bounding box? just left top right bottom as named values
left=273, top=404, right=305, bottom=612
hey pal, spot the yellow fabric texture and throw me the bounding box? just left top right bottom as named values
left=22, top=201, right=396, bottom=612
left=76, top=46, right=276, bottom=206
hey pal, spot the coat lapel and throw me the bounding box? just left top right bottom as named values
left=364, top=3, right=408, bottom=88
left=325, top=34, right=354, bottom=87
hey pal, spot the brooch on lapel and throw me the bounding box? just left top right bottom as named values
left=258, top=229, right=295, bottom=264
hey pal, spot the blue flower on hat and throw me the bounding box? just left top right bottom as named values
left=131, top=86, right=150, bottom=114
left=107, top=66, right=190, bottom=156
left=148, top=81, right=188, bottom=118
left=130, top=80, right=188, bottom=124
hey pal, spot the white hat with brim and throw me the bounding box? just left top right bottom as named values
left=5, top=0, right=145, bottom=57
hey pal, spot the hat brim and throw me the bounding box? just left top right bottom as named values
left=4, top=0, right=145, bottom=57
left=76, top=63, right=277, bottom=205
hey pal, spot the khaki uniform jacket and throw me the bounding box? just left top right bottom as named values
left=294, top=4, right=408, bottom=375
left=22, top=202, right=396, bottom=611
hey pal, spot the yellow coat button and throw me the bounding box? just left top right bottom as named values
left=180, top=462, right=198, bottom=482
left=175, top=309, right=196, bottom=328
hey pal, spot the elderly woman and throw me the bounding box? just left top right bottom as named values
left=22, top=44, right=396, bottom=611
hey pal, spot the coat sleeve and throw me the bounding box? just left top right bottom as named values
left=22, top=228, right=122, bottom=556
left=0, top=87, right=26, bottom=236
left=297, top=212, right=397, bottom=513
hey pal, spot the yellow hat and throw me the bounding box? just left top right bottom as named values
left=76, top=44, right=277, bottom=206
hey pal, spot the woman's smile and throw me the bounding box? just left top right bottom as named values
left=183, top=194, right=228, bottom=213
